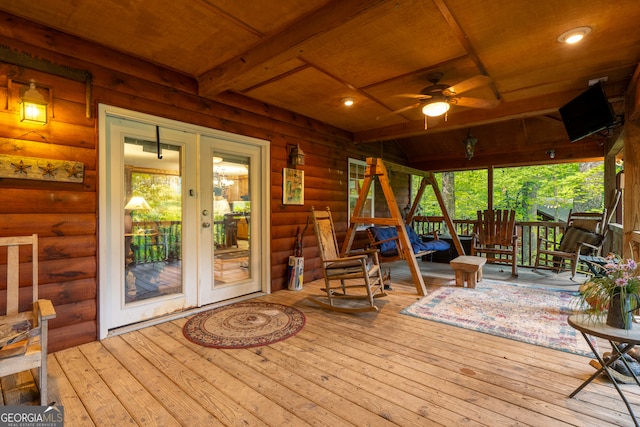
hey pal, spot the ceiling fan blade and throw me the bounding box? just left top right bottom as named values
left=394, top=93, right=432, bottom=99
left=443, top=75, right=491, bottom=96
left=376, top=102, right=422, bottom=120
left=454, top=96, right=500, bottom=109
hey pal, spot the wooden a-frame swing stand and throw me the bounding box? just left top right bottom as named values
left=342, top=157, right=463, bottom=296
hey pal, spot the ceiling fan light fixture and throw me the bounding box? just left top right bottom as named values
left=557, top=26, right=591, bottom=44
left=422, top=100, right=450, bottom=117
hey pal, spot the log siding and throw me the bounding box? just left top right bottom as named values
left=0, top=11, right=406, bottom=351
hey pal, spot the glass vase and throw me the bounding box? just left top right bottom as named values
left=606, top=291, right=634, bottom=330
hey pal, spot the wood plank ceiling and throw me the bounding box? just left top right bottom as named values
left=2, top=0, right=639, bottom=169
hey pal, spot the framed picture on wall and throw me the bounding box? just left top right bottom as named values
left=283, top=168, right=304, bottom=205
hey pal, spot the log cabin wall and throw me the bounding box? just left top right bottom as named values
left=0, top=12, right=408, bottom=351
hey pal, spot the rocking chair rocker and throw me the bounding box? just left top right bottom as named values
left=310, top=207, right=386, bottom=313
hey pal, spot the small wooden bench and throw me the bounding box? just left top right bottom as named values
left=450, top=255, right=487, bottom=288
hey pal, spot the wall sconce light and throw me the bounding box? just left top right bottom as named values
left=288, top=144, right=306, bottom=168
left=546, top=149, right=556, bottom=159
left=19, top=80, right=48, bottom=125
left=462, top=131, right=477, bottom=160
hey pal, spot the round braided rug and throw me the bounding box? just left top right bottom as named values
left=182, top=301, right=306, bottom=349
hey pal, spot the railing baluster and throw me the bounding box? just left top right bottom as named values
left=413, top=218, right=568, bottom=268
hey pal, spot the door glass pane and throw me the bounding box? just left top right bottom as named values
left=213, top=154, right=250, bottom=284
left=124, top=137, right=183, bottom=303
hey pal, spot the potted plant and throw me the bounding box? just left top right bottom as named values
left=579, top=255, right=640, bottom=329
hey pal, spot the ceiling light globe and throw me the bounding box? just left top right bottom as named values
left=422, top=101, right=450, bottom=117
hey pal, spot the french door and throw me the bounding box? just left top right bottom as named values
left=198, top=137, right=265, bottom=304
left=98, top=105, right=270, bottom=339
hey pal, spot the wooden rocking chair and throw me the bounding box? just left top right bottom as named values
left=534, top=190, right=621, bottom=279
left=310, top=207, right=386, bottom=313
left=471, top=209, right=518, bottom=277
left=0, top=234, right=56, bottom=405
left=534, top=210, right=608, bottom=278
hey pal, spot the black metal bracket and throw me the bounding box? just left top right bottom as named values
left=156, top=126, right=163, bottom=159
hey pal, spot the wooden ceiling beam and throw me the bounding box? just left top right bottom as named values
left=431, top=0, right=501, bottom=101
left=197, top=0, right=388, bottom=97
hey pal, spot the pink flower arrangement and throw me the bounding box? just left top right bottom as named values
left=579, top=255, right=640, bottom=316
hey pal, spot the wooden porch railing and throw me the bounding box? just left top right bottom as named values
left=131, top=221, right=182, bottom=264
left=129, top=217, right=624, bottom=269
left=412, top=216, right=605, bottom=268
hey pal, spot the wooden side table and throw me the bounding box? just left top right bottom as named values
left=568, top=314, right=640, bottom=426
left=450, top=255, right=486, bottom=288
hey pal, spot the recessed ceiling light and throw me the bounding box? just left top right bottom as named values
left=557, top=26, right=591, bottom=44
left=341, top=97, right=355, bottom=107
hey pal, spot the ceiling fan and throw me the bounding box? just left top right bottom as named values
left=384, top=72, right=499, bottom=119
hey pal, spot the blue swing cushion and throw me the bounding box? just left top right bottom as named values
left=368, top=225, right=450, bottom=257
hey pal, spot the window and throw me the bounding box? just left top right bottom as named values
left=493, top=162, right=605, bottom=221
left=412, top=161, right=606, bottom=222
left=348, top=158, right=374, bottom=227
left=411, top=169, right=488, bottom=219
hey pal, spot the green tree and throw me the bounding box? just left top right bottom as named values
left=411, top=161, right=604, bottom=221
left=130, top=173, right=182, bottom=221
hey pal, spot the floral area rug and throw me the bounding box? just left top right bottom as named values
left=401, top=280, right=594, bottom=357
left=183, top=301, right=305, bottom=349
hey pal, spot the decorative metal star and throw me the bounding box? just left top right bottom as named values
left=64, top=163, right=83, bottom=178
left=39, top=162, right=58, bottom=178
left=10, top=160, right=31, bottom=175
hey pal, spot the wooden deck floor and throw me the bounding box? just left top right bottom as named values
left=4, top=261, right=640, bottom=426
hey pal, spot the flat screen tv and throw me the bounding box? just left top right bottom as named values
left=559, top=81, right=616, bottom=142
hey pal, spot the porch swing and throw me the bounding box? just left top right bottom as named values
left=342, top=157, right=464, bottom=296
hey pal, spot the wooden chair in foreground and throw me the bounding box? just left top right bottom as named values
left=310, top=207, right=386, bottom=313
left=471, top=209, right=518, bottom=277
left=0, top=234, right=56, bottom=405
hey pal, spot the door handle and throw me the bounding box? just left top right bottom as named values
left=202, top=222, right=211, bottom=228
